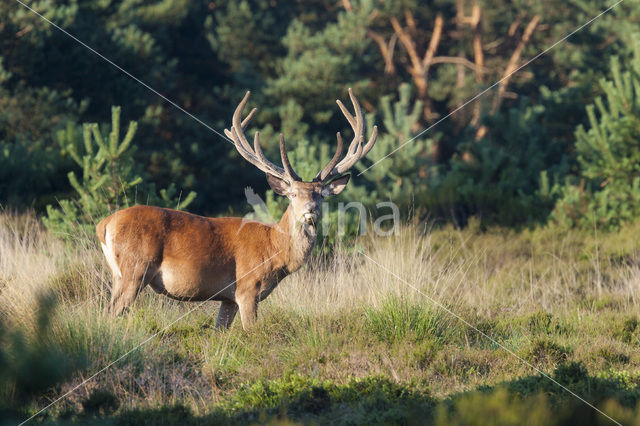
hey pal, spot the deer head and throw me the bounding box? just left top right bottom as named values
left=224, top=89, right=378, bottom=236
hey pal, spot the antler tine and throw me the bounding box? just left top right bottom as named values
left=241, top=107, right=257, bottom=129
left=338, top=88, right=364, bottom=156
left=225, top=108, right=258, bottom=161
left=361, top=125, right=378, bottom=158
left=333, top=126, right=378, bottom=175
left=321, top=88, right=377, bottom=181
left=231, top=92, right=256, bottom=154
left=316, top=132, right=344, bottom=181
left=253, top=132, right=287, bottom=177
left=348, top=88, right=364, bottom=151
left=226, top=91, right=293, bottom=181
left=336, top=99, right=356, bottom=129
left=279, top=134, right=302, bottom=182
left=230, top=126, right=264, bottom=168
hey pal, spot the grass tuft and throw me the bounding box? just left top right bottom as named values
left=364, top=296, right=456, bottom=344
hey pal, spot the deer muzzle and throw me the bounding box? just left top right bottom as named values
left=303, top=212, right=318, bottom=225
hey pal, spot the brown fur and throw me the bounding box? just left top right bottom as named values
left=97, top=200, right=316, bottom=329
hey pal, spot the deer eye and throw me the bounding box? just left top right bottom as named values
left=289, top=192, right=297, bottom=198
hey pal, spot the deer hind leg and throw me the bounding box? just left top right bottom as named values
left=215, top=300, right=238, bottom=329
left=109, top=278, right=145, bottom=316
left=109, top=262, right=155, bottom=316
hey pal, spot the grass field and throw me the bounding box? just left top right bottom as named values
left=1, top=212, right=640, bottom=425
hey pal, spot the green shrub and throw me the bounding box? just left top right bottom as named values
left=364, top=296, right=455, bottom=343
left=553, top=34, right=640, bottom=230
left=595, top=345, right=630, bottom=365
left=82, top=389, right=120, bottom=416
left=0, top=85, right=83, bottom=210
left=43, top=107, right=196, bottom=239
left=617, top=316, right=639, bottom=345
left=114, top=404, right=194, bottom=426
left=527, top=311, right=570, bottom=335
left=428, top=92, right=570, bottom=227
left=528, top=338, right=572, bottom=364
left=351, top=83, right=439, bottom=210
left=0, top=293, right=84, bottom=418
left=227, top=374, right=432, bottom=423
left=435, top=388, right=555, bottom=426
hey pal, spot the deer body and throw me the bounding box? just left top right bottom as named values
left=98, top=89, right=377, bottom=330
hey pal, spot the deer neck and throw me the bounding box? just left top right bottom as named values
left=271, top=205, right=316, bottom=273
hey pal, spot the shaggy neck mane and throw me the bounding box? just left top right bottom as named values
left=270, top=205, right=316, bottom=273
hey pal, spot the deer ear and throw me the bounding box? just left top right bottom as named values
left=266, top=174, right=290, bottom=196
left=322, top=174, right=350, bottom=197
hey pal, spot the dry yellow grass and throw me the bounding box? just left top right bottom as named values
left=3, top=212, right=639, bottom=324
left=1, top=212, right=640, bottom=422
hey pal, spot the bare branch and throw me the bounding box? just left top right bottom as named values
left=508, top=15, right=524, bottom=37
left=471, top=2, right=484, bottom=83
left=367, top=30, right=397, bottom=75
left=430, top=56, right=482, bottom=71
left=492, top=15, right=540, bottom=113
left=404, top=9, right=417, bottom=38
left=470, top=0, right=484, bottom=126
left=391, top=12, right=447, bottom=119
left=390, top=16, right=422, bottom=76
left=422, top=14, right=444, bottom=70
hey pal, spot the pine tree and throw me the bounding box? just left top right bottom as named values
left=43, top=107, right=196, bottom=239
left=429, top=91, right=572, bottom=226
left=348, top=83, right=438, bottom=210
left=552, top=34, right=640, bottom=230
left=265, top=3, right=375, bottom=126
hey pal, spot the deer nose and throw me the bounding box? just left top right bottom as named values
left=303, top=203, right=318, bottom=223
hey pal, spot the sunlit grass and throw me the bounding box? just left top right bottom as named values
left=1, top=212, right=640, bottom=422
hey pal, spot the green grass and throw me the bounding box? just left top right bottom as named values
left=2, top=214, right=640, bottom=424
left=364, top=296, right=457, bottom=344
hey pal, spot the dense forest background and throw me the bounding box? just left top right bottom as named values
left=1, top=0, right=639, bottom=230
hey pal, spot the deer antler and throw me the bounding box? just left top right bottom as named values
left=316, top=88, right=378, bottom=181
left=224, top=91, right=302, bottom=183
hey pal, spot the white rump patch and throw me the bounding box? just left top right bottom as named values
left=101, top=228, right=122, bottom=279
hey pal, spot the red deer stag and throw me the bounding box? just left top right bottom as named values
left=96, top=89, right=377, bottom=329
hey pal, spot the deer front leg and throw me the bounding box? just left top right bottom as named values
left=216, top=300, right=238, bottom=329
left=235, top=286, right=259, bottom=331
